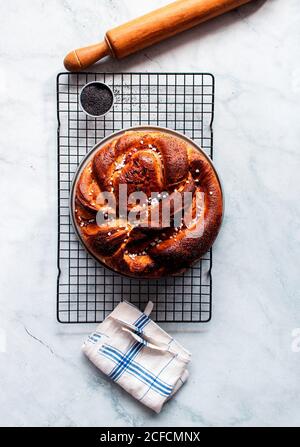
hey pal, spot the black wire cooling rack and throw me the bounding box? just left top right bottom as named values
left=57, top=72, right=215, bottom=323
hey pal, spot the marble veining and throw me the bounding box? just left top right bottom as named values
left=0, top=0, right=300, bottom=427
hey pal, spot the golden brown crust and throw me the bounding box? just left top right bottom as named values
left=74, top=130, right=223, bottom=278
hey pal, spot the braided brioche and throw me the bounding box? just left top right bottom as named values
left=74, top=130, right=223, bottom=278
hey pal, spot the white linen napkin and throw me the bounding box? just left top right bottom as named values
left=82, top=300, right=191, bottom=413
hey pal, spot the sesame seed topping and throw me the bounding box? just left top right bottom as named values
left=108, top=232, right=111, bottom=236
left=195, top=169, right=199, bottom=173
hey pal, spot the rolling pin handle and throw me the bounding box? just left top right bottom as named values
left=63, top=41, right=110, bottom=71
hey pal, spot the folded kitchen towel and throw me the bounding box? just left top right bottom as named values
left=82, top=300, right=191, bottom=413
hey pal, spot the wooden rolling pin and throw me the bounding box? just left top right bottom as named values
left=64, top=0, right=252, bottom=71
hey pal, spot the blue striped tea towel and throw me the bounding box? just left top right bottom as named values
left=82, top=300, right=191, bottom=413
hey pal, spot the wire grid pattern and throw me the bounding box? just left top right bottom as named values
left=57, top=72, right=214, bottom=323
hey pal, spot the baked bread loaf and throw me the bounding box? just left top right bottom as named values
left=74, top=130, right=223, bottom=278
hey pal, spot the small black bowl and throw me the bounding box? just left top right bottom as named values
left=79, top=81, right=115, bottom=118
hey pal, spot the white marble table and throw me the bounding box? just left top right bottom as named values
left=0, top=0, right=300, bottom=427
